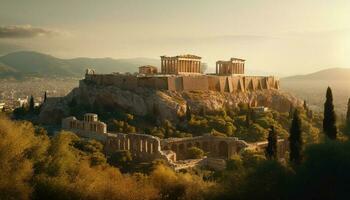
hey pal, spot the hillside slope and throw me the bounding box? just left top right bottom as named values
left=282, top=68, right=350, bottom=81
left=40, top=80, right=303, bottom=124
left=0, top=51, right=159, bottom=77
left=281, top=68, right=350, bottom=113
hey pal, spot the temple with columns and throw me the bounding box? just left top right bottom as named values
left=216, top=58, right=245, bottom=75
left=83, top=54, right=279, bottom=92
left=160, top=54, right=202, bottom=75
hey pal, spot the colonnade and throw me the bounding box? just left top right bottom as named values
left=161, top=56, right=201, bottom=74
left=216, top=61, right=245, bottom=75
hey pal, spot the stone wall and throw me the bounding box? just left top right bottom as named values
left=104, top=132, right=164, bottom=162
left=62, top=114, right=289, bottom=169
left=161, top=134, right=249, bottom=160
left=84, top=73, right=280, bottom=93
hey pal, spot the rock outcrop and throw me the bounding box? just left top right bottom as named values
left=39, top=80, right=303, bottom=124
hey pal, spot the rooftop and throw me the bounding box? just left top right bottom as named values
left=161, top=54, right=201, bottom=59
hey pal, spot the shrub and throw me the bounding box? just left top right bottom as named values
left=187, top=147, right=204, bottom=159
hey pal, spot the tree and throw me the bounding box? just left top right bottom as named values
left=289, top=105, right=294, bottom=119
left=266, top=126, right=277, bottom=160
left=303, top=100, right=307, bottom=110
left=347, top=98, right=350, bottom=123
left=323, top=87, right=337, bottom=140
left=108, top=150, right=132, bottom=171
left=246, top=106, right=252, bottom=127
left=289, top=109, right=303, bottom=165
left=44, top=91, right=47, bottom=103
left=186, top=103, right=192, bottom=121
left=345, top=98, right=350, bottom=134
left=29, top=95, right=35, bottom=112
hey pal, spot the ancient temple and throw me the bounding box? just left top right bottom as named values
left=216, top=58, right=245, bottom=75
left=160, top=54, right=201, bottom=75
left=139, top=65, right=158, bottom=75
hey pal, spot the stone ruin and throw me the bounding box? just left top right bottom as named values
left=83, top=55, right=279, bottom=93
left=62, top=113, right=288, bottom=170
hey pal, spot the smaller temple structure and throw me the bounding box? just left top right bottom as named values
left=139, top=65, right=158, bottom=75
left=62, top=113, right=107, bottom=135
left=160, top=54, right=201, bottom=75
left=216, top=58, right=245, bottom=75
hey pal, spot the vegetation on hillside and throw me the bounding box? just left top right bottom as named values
left=0, top=116, right=214, bottom=200
left=66, top=97, right=323, bottom=144
left=3, top=87, right=350, bottom=199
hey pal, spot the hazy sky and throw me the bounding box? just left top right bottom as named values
left=1, top=0, right=350, bottom=76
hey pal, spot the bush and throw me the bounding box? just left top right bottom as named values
left=108, top=150, right=133, bottom=171
left=187, top=147, right=204, bottom=159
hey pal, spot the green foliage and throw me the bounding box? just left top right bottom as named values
left=345, top=98, right=350, bottom=135
left=323, top=87, right=338, bottom=140
left=150, top=164, right=214, bottom=200
left=266, top=126, right=278, bottom=159
left=186, top=103, right=192, bottom=121
left=108, top=150, right=133, bottom=171
left=44, top=91, right=47, bottom=103
left=109, top=119, right=136, bottom=133
left=290, top=141, right=350, bottom=199
left=0, top=116, right=220, bottom=200
left=187, top=147, right=204, bottom=159
left=290, top=109, right=303, bottom=165
left=29, top=95, right=35, bottom=112
left=226, top=155, right=243, bottom=171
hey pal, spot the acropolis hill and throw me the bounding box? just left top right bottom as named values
left=39, top=54, right=302, bottom=124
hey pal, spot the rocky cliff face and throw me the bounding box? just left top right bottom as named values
left=39, top=80, right=303, bottom=124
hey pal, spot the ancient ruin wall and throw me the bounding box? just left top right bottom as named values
left=84, top=74, right=280, bottom=92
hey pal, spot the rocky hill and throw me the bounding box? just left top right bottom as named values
left=40, top=80, right=303, bottom=124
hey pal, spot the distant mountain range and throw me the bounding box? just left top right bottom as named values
left=0, top=51, right=160, bottom=78
left=282, top=68, right=350, bottom=81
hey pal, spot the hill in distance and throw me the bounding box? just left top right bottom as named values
left=0, top=51, right=160, bottom=78
left=282, top=68, right=350, bottom=81
left=281, top=67, right=350, bottom=114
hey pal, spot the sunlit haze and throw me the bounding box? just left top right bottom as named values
left=1, top=0, right=350, bottom=76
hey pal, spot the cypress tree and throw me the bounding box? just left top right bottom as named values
left=246, top=105, right=252, bottom=127
left=323, top=87, right=337, bottom=140
left=289, top=105, right=294, bottom=119
left=29, top=95, right=35, bottom=112
left=186, top=103, right=192, bottom=121
left=303, top=100, right=308, bottom=110
left=346, top=98, right=350, bottom=122
left=44, top=91, right=47, bottom=103
left=246, top=111, right=251, bottom=127
left=266, top=126, right=277, bottom=160
left=347, top=98, right=350, bottom=122
left=289, top=109, right=302, bottom=165
left=346, top=98, right=350, bottom=133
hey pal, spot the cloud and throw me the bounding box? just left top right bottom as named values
left=0, top=25, right=59, bottom=38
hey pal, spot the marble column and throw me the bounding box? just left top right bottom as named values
left=198, top=61, right=200, bottom=73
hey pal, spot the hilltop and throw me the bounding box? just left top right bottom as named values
left=282, top=68, right=350, bottom=81
left=0, top=51, right=159, bottom=78
left=281, top=68, right=350, bottom=113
